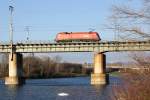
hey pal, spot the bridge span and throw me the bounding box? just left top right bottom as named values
left=2, top=40, right=150, bottom=85
left=0, top=40, right=150, bottom=53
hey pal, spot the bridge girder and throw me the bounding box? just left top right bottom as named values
left=0, top=41, right=150, bottom=53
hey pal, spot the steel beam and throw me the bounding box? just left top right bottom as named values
left=0, top=41, right=149, bottom=53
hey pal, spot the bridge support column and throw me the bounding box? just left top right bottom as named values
left=5, top=53, right=25, bottom=85
left=91, top=53, right=109, bottom=85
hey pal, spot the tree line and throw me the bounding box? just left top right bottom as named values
left=0, top=54, right=91, bottom=78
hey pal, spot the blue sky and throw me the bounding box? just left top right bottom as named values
left=0, top=0, right=127, bottom=41
left=0, top=0, right=141, bottom=63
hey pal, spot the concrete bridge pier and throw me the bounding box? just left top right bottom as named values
left=91, top=53, right=109, bottom=85
left=5, top=53, right=25, bottom=85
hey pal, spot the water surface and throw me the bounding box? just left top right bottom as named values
left=0, top=76, right=121, bottom=100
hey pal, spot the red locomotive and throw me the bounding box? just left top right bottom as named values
left=55, top=32, right=101, bottom=42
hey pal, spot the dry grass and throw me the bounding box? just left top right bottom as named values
left=112, top=70, right=150, bottom=100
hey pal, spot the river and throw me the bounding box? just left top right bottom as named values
left=0, top=76, right=121, bottom=100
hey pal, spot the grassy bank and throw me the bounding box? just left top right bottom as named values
left=109, top=71, right=120, bottom=77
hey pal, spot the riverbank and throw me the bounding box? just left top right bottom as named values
left=109, top=71, right=120, bottom=77
left=24, top=73, right=89, bottom=79
left=1, top=72, right=119, bottom=79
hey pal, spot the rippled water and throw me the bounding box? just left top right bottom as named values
left=0, top=76, right=121, bottom=100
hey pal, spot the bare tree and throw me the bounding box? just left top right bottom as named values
left=108, top=1, right=150, bottom=99
left=108, top=0, right=150, bottom=66
left=109, top=0, right=150, bottom=41
left=0, top=54, right=8, bottom=77
left=53, top=56, right=62, bottom=73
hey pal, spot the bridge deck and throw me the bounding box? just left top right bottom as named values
left=0, top=41, right=150, bottom=53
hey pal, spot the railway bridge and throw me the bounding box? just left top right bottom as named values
left=1, top=40, right=150, bottom=85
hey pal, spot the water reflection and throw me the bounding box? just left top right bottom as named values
left=5, top=85, right=20, bottom=100
left=92, top=84, right=107, bottom=91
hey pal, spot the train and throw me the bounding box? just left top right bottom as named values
left=55, top=32, right=101, bottom=42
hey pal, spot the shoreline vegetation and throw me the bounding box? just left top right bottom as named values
left=24, top=73, right=89, bottom=79
left=111, top=69, right=150, bottom=100
left=0, top=54, right=92, bottom=79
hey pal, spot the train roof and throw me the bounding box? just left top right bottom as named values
left=57, top=32, right=99, bottom=34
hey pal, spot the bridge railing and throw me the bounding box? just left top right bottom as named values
left=0, top=40, right=150, bottom=45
